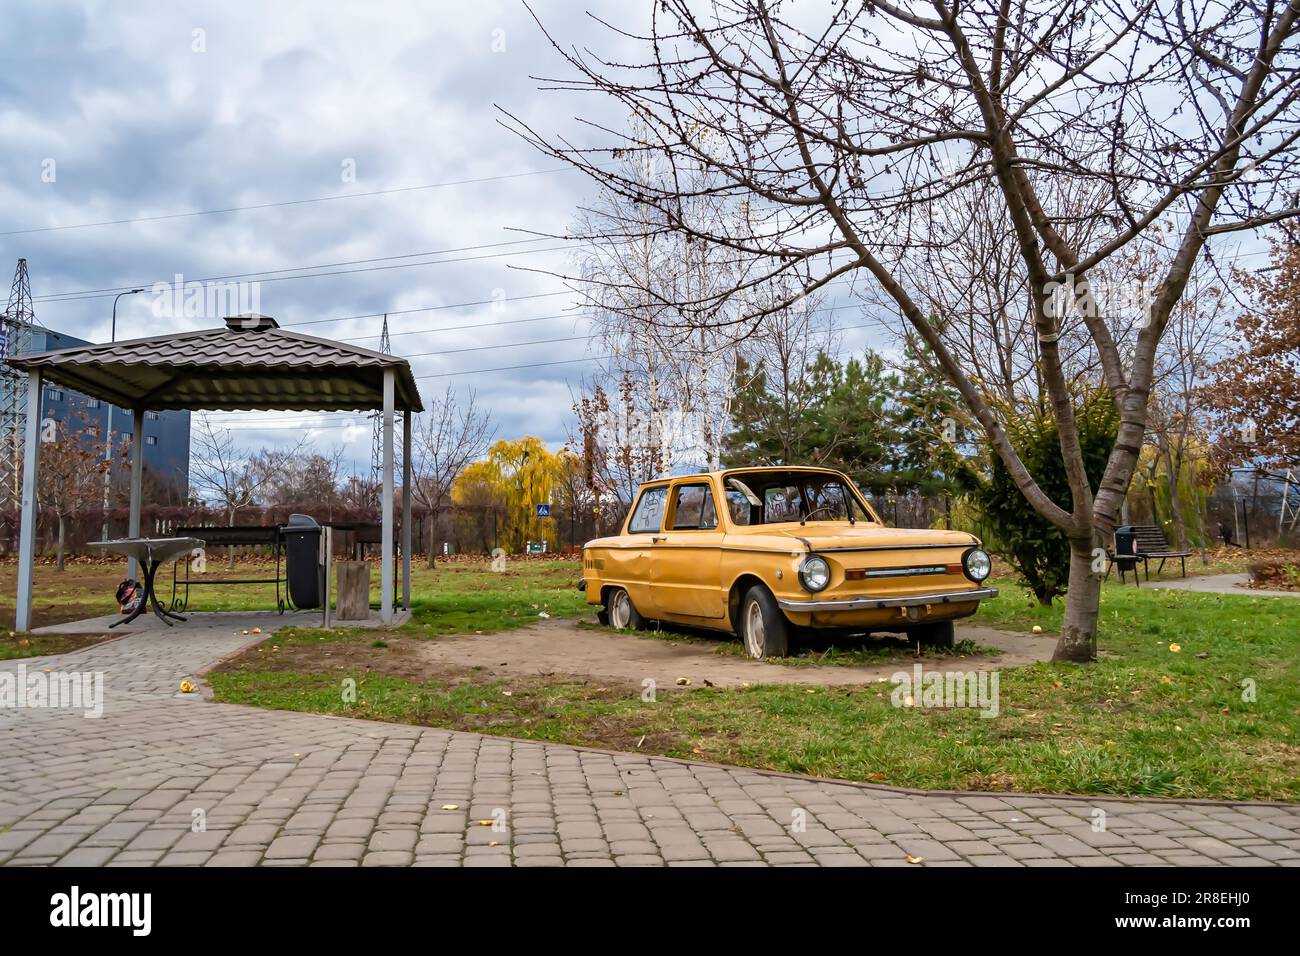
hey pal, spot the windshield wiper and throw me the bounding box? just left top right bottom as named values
left=801, top=505, right=836, bottom=525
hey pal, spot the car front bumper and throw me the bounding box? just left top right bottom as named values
left=777, top=586, right=998, bottom=613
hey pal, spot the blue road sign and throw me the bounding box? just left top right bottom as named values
left=536, top=503, right=551, bottom=518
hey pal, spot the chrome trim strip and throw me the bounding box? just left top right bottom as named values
left=858, top=565, right=949, bottom=578
left=778, top=587, right=998, bottom=612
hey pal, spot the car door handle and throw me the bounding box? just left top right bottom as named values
left=651, top=535, right=667, bottom=543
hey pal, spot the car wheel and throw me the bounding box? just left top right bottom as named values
left=595, top=608, right=610, bottom=626
left=606, top=587, right=647, bottom=630
left=908, top=620, right=954, bottom=650
left=739, top=585, right=789, bottom=660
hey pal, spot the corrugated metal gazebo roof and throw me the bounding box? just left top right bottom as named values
left=5, top=314, right=423, bottom=412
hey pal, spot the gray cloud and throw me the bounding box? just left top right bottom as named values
left=1, top=1, right=883, bottom=474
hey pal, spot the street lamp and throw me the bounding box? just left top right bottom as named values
left=101, top=288, right=146, bottom=542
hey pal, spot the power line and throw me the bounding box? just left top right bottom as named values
left=33, top=242, right=574, bottom=304
left=34, top=238, right=556, bottom=301
left=2, top=166, right=588, bottom=237
left=281, top=291, right=574, bottom=330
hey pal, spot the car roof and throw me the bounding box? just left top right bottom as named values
left=641, top=466, right=852, bottom=486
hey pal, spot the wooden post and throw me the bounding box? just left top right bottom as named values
left=335, top=561, right=371, bottom=620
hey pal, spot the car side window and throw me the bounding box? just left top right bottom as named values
left=628, top=486, right=669, bottom=534
left=726, top=490, right=752, bottom=526
left=672, top=484, right=717, bottom=530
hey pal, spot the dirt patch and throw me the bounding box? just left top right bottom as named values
left=403, top=618, right=1057, bottom=688
left=221, top=616, right=1059, bottom=689
left=0, top=565, right=123, bottom=629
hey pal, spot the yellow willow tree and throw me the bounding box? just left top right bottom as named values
left=453, top=437, right=565, bottom=553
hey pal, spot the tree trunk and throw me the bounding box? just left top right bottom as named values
left=57, top=513, right=66, bottom=572
left=1145, top=462, right=1160, bottom=527
left=1052, top=537, right=1101, bottom=662
left=426, top=508, right=437, bottom=569
left=227, top=507, right=237, bottom=570
left=1162, top=446, right=1188, bottom=550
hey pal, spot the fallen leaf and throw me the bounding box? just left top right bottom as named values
left=675, top=677, right=691, bottom=686
left=477, top=820, right=493, bottom=826
left=441, top=804, right=459, bottom=811
left=867, top=772, right=886, bottom=781
left=906, top=855, right=924, bottom=865
left=1169, top=643, right=1182, bottom=653
left=1160, top=675, right=1173, bottom=684
left=703, top=679, right=715, bottom=687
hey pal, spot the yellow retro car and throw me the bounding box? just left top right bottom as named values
left=579, top=466, right=996, bottom=659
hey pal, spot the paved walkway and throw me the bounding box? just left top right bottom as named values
left=1148, top=572, right=1300, bottom=598
left=2, top=615, right=1298, bottom=867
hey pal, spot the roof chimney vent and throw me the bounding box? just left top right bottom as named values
left=225, top=313, right=279, bottom=332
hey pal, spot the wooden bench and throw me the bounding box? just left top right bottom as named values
left=1106, top=524, right=1193, bottom=585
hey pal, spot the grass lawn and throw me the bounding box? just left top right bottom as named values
left=206, top=558, right=1300, bottom=802
left=0, top=556, right=590, bottom=639
left=0, top=630, right=119, bottom=660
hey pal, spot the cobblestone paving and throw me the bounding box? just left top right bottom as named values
left=2, top=615, right=1298, bottom=868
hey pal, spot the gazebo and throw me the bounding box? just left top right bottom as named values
left=6, top=313, right=423, bottom=631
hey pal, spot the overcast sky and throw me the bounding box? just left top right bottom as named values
left=1, top=1, right=884, bottom=475
left=5, top=2, right=1259, bottom=480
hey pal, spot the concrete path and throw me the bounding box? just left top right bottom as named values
left=2, top=614, right=1298, bottom=867
left=1148, top=573, right=1300, bottom=598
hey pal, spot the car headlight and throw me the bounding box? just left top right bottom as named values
left=799, top=555, right=831, bottom=592
left=962, top=547, right=992, bottom=583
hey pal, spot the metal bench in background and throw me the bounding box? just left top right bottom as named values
left=1106, top=524, right=1193, bottom=586
left=169, top=525, right=290, bottom=613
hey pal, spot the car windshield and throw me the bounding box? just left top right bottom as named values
left=723, top=471, right=873, bottom=525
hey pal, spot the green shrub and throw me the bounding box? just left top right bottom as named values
left=965, top=392, right=1119, bottom=605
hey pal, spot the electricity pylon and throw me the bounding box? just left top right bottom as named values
left=0, top=259, right=37, bottom=512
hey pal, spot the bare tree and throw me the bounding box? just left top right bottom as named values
left=509, top=0, right=1300, bottom=661
left=258, top=446, right=346, bottom=518
left=38, top=412, right=110, bottom=571
left=1144, top=260, right=1233, bottom=554
left=189, top=415, right=304, bottom=567
left=572, top=142, right=755, bottom=473
left=411, top=388, right=494, bottom=567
